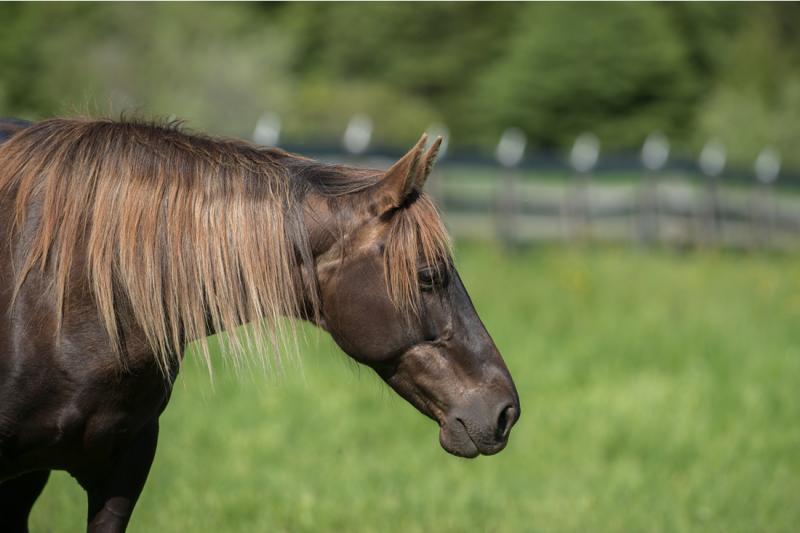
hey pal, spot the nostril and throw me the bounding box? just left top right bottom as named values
left=495, top=404, right=516, bottom=441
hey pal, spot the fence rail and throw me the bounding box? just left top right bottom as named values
left=429, top=169, right=800, bottom=250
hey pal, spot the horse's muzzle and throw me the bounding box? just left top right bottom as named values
left=438, top=394, right=520, bottom=458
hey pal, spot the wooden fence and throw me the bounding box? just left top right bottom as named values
left=429, top=168, right=800, bottom=250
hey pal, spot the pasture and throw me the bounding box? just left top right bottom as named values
left=31, top=244, right=800, bottom=532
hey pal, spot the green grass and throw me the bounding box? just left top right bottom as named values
left=30, top=244, right=800, bottom=532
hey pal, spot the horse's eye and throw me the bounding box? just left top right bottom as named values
left=418, top=269, right=434, bottom=290
left=418, top=267, right=448, bottom=291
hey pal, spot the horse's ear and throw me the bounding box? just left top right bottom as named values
left=415, top=136, right=442, bottom=190
left=378, top=133, right=427, bottom=210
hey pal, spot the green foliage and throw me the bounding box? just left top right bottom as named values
left=0, top=4, right=294, bottom=137
left=694, top=5, right=800, bottom=168
left=280, top=79, right=441, bottom=146
left=29, top=244, right=800, bottom=532
left=1, top=3, right=799, bottom=166
left=473, top=4, right=700, bottom=148
left=698, top=80, right=800, bottom=169
left=284, top=3, right=516, bottom=142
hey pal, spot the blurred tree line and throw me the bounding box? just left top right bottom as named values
left=1, top=2, right=798, bottom=168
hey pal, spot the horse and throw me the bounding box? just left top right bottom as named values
left=0, top=117, right=520, bottom=532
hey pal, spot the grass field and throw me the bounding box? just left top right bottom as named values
left=30, top=244, right=800, bottom=532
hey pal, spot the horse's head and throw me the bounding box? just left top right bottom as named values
left=309, top=136, right=520, bottom=458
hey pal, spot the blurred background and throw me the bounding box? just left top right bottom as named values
left=4, top=2, right=800, bottom=249
left=3, top=3, right=799, bottom=532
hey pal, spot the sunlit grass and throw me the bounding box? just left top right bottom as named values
left=30, top=244, right=800, bottom=532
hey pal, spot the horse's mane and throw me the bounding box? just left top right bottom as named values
left=0, top=118, right=450, bottom=373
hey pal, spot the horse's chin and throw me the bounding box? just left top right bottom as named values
left=438, top=421, right=480, bottom=458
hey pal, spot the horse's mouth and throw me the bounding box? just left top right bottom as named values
left=439, top=419, right=479, bottom=458
left=438, top=417, right=509, bottom=458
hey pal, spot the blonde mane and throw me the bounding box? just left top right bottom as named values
left=0, top=118, right=450, bottom=373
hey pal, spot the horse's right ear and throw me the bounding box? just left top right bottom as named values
left=376, top=134, right=428, bottom=211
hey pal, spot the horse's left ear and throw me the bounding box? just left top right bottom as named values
left=416, top=136, right=442, bottom=189
left=378, top=133, right=441, bottom=211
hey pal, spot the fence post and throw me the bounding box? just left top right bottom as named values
left=566, top=133, right=600, bottom=244
left=495, top=128, right=527, bottom=250
left=698, top=139, right=726, bottom=247
left=253, top=112, right=281, bottom=147
left=342, top=114, right=373, bottom=165
left=638, top=132, right=669, bottom=246
left=752, top=146, right=781, bottom=248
